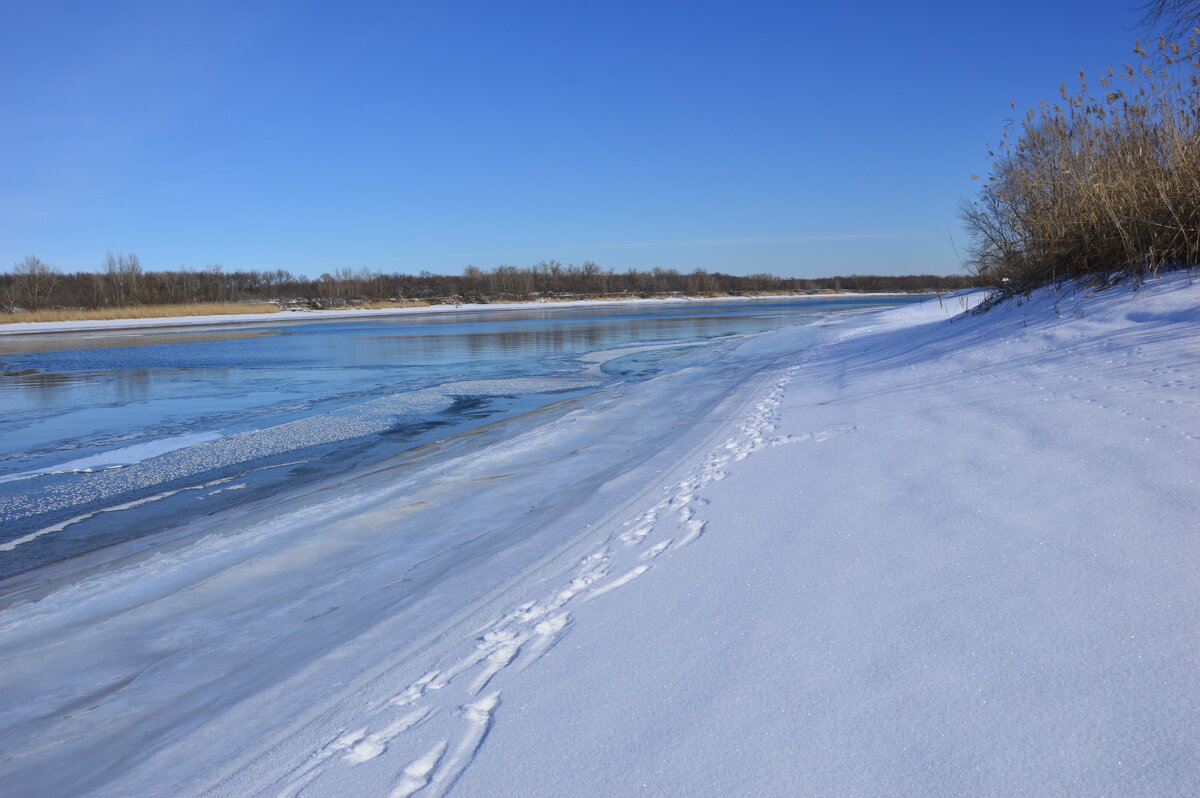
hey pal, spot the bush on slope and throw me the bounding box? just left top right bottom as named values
left=962, top=32, right=1200, bottom=301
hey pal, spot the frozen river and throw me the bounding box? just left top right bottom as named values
left=0, top=294, right=945, bottom=796
left=0, top=296, right=917, bottom=577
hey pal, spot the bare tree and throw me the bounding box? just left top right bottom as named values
left=1139, top=1, right=1200, bottom=38
left=103, top=252, right=142, bottom=306
left=202, top=264, right=225, bottom=302
left=5, top=255, right=59, bottom=311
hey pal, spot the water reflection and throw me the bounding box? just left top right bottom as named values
left=0, top=367, right=236, bottom=415
left=357, top=311, right=811, bottom=364
left=1, top=370, right=98, bottom=391
left=0, top=327, right=277, bottom=355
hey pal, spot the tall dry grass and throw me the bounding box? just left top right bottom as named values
left=962, top=32, right=1200, bottom=296
left=356, top=299, right=434, bottom=309
left=1, top=302, right=280, bottom=324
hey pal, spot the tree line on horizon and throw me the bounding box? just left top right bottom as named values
left=0, top=254, right=976, bottom=313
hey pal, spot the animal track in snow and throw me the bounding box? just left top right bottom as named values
left=346, top=707, right=435, bottom=765
left=468, top=634, right=528, bottom=696
left=391, top=671, right=440, bottom=707
left=587, top=564, right=651, bottom=600
left=278, top=361, right=824, bottom=796
left=640, top=540, right=672, bottom=560
left=421, top=692, right=500, bottom=798
left=619, top=525, right=652, bottom=546
left=516, top=612, right=573, bottom=673
left=390, top=741, right=447, bottom=798
left=275, top=728, right=371, bottom=798
left=673, top=519, right=707, bottom=549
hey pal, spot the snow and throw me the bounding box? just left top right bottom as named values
left=0, top=273, right=1196, bottom=796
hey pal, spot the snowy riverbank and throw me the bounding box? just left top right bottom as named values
left=1, top=274, right=1196, bottom=796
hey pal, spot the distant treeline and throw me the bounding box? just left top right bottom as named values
left=2, top=254, right=977, bottom=312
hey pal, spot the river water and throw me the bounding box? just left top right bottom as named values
left=0, top=296, right=918, bottom=577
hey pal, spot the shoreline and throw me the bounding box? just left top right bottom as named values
left=0, top=291, right=936, bottom=336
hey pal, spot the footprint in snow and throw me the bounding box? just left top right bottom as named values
left=640, top=540, right=672, bottom=560
left=345, top=707, right=435, bottom=765
left=587, top=564, right=651, bottom=600
left=390, top=741, right=447, bottom=798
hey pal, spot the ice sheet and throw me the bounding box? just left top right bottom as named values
left=0, top=431, right=224, bottom=484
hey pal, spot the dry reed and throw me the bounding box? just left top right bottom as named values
left=962, top=31, right=1200, bottom=297
left=1, top=302, right=280, bottom=324
left=356, top=299, right=434, bottom=309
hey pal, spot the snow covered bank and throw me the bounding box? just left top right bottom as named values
left=0, top=275, right=1196, bottom=796
left=448, top=275, right=1199, bottom=796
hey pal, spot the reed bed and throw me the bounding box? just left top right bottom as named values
left=356, top=299, right=434, bottom=309
left=962, top=32, right=1200, bottom=296
left=1, top=302, right=280, bottom=324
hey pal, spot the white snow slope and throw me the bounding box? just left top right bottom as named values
left=0, top=273, right=1196, bottom=796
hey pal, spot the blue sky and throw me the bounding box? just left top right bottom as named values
left=1, top=0, right=1146, bottom=277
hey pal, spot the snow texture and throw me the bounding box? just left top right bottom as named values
left=0, top=273, right=1196, bottom=796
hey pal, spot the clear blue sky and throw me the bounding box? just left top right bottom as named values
left=1, top=0, right=1146, bottom=277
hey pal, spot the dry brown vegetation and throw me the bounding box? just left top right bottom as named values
left=0, top=302, right=279, bottom=324
left=962, top=32, right=1200, bottom=297
left=356, top=299, right=434, bottom=309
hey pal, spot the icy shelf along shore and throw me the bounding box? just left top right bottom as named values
left=0, top=278, right=1197, bottom=796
